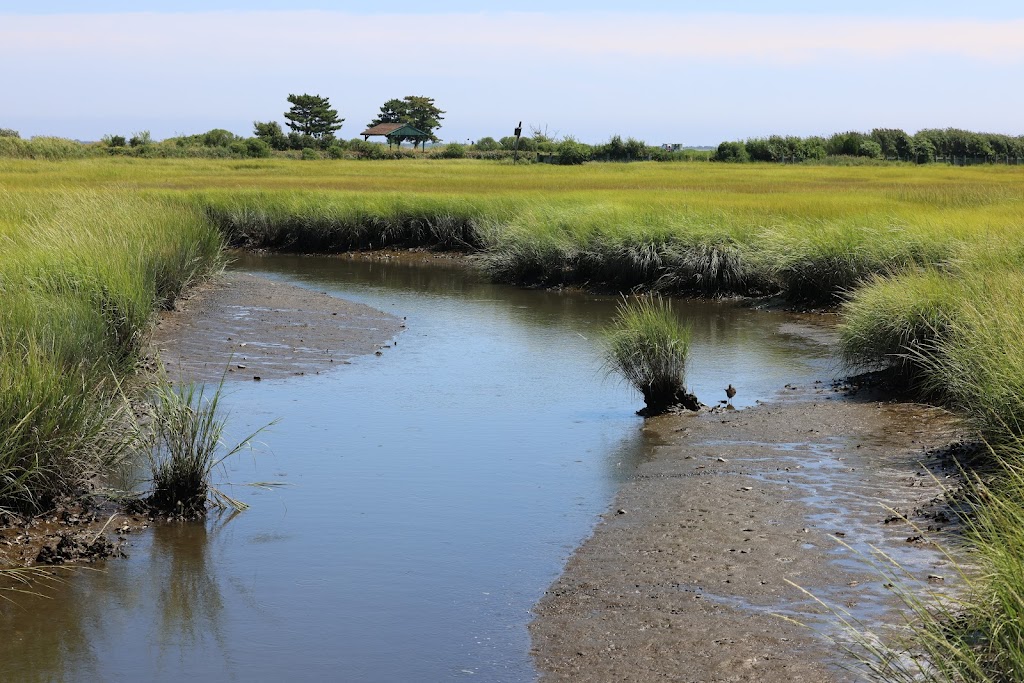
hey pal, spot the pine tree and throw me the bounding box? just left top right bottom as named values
left=283, top=94, right=344, bottom=144
left=366, top=95, right=445, bottom=146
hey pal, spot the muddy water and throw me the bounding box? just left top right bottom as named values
left=0, top=254, right=836, bottom=683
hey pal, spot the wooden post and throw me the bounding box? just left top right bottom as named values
left=513, top=121, right=522, bottom=164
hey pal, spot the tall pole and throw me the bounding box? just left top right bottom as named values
left=513, top=121, right=522, bottom=164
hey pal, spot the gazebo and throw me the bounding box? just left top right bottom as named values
left=360, top=123, right=432, bottom=150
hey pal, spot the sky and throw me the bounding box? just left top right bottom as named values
left=1, top=2, right=1023, bottom=145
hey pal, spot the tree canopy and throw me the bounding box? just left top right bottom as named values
left=252, top=120, right=288, bottom=150
left=367, top=95, right=445, bottom=143
left=283, top=94, right=343, bottom=143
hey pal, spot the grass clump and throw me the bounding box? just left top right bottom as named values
left=0, top=341, right=137, bottom=514
left=604, top=295, right=698, bottom=415
left=918, top=273, right=1024, bottom=444
left=839, top=269, right=961, bottom=381
left=843, top=264, right=1024, bottom=444
left=146, top=376, right=265, bottom=518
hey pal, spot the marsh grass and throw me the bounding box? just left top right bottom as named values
left=845, top=266, right=1024, bottom=445
left=0, top=189, right=223, bottom=514
left=0, top=329, right=141, bottom=514
left=7, top=158, right=1020, bottom=302
left=839, top=269, right=961, bottom=382
left=202, top=191, right=487, bottom=253
left=918, top=277, right=1024, bottom=445
left=146, top=375, right=268, bottom=517
left=946, top=461, right=1024, bottom=681
left=604, top=295, right=696, bottom=414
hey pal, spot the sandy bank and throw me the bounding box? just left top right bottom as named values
left=531, top=392, right=964, bottom=682
left=149, top=270, right=403, bottom=382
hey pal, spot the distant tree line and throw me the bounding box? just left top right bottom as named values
left=0, top=93, right=454, bottom=161
left=7, top=105, right=1023, bottom=167
left=712, top=128, right=1024, bottom=164
left=448, top=133, right=709, bottom=165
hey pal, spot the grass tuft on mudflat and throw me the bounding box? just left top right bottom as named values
left=146, top=375, right=262, bottom=517
left=604, top=295, right=696, bottom=414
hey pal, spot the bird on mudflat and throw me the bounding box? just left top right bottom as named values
left=725, top=384, right=737, bottom=406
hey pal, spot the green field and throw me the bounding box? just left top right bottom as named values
left=3, top=157, right=1024, bottom=678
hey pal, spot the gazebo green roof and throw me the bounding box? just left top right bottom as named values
left=361, top=123, right=430, bottom=140
left=384, top=124, right=429, bottom=138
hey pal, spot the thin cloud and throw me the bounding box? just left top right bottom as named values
left=2, top=11, right=1023, bottom=65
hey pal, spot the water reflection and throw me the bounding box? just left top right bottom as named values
left=0, top=515, right=241, bottom=682
left=151, top=517, right=229, bottom=657
left=0, top=569, right=96, bottom=683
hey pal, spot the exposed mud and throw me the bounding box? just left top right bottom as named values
left=530, top=389, right=967, bottom=682
left=0, top=501, right=149, bottom=571
left=148, top=270, right=403, bottom=383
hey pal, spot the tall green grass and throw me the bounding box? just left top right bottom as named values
left=0, top=340, right=134, bottom=513
left=6, top=158, right=1020, bottom=300
left=919, top=275, right=1024, bottom=444
left=200, top=190, right=491, bottom=252
left=839, top=268, right=961, bottom=381
left=0, top=189, right=223, bottom=513
left=146, top=375, right=265, bottom=517
left=841, top=259, right=1024, bottom=444
left=604, top=295, right=696, bottom=414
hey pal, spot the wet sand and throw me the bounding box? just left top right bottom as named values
left=149, top=270, right=403, bottom=383
left=530, top=394, right=964, bottom=682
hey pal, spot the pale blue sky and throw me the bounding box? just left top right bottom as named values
left=2, top=3, right=1022, bottom=144
left=5, top=1, right=1024, bottom=18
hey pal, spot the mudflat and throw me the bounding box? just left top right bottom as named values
left=530, top=393, right=963, bottom=682
left=149, top=270, right=403, bottom=382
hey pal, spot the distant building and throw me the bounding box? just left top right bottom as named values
left=361, top=123, right=431, bottom=150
